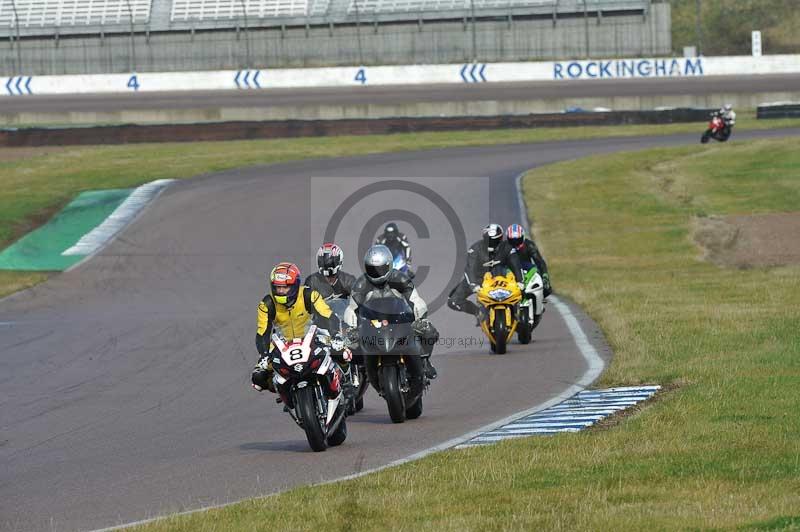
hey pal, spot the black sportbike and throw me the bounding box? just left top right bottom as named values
left=356, top=296, right=429, bottom=423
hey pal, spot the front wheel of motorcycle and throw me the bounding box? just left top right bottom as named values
left=493, top=310, right=508, bottom=354
left=380, top=365, right=406, bottom=423
left=700, top=131, right=711, bottom=144
left=327, top=417, right=347, bottom=447
left=518, top=308, right=532, bottom=345
left=405, top=395, right=423, bottom=420
left=296, top=386, right=328, bottom=452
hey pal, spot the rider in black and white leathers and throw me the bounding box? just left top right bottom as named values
left=344, top=245, right=438, bottom=379
left=448, top=224, right=523, bottom=320
left=305, top=271, right=357, bottom=301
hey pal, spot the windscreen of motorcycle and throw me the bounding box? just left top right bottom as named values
left=358, top=296, right=415, bottom=324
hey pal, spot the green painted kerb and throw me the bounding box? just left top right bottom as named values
left=0, top=189, right=133, bottom=271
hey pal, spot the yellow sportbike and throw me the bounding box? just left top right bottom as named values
left=476, top=271, right=522, bottom=354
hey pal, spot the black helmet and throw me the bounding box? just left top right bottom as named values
left=364, top=245, right=393, bottom=286
left=383, top=222, right=399, bottom=241
left=317, top=243, right=343, bottom=277
left=482, top=223, right=504, bottom=253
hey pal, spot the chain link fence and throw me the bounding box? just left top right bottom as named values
left=1, top=0, right=671, bottom=75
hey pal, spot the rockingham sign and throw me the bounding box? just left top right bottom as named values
left=553, top=58, right=704, bottom=80
left=2, top=55, right=799, bottom=96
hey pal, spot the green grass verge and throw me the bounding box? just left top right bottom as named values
left=2, top=114, right=800, bottom=300
left=125, top=138, right=800, bottom=531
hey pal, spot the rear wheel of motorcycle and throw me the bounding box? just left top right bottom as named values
left=493, top=310, right=508, bottom=354
left=381, top=365, right=406, bottom=423
left=327, top=417, right=347, bottom=447
left=405, top=395, right=423, bottom=420
left=296, top=386, right=327, bottom=452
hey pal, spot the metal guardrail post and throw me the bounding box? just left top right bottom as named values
left=125, top=0, right=137, bottom=72
left=583, top=0, right=589, bottom=58
left=470, top=0, right=477, bottom=61
left=695, top=0, right=703, bottom=54
left=238, top=0, right=252, bottom=68
left=11, top=0, right=22, bottom=72
left=353, top=0, right=364, bottom=65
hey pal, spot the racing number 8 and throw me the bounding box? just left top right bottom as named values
left=289, top=348, right=304, bottom=361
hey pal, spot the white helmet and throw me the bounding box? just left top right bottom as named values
left=723, top=104, right=733, bottom=112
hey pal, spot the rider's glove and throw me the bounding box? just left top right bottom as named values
left=331, top=333, right=346, bottom=352
left=412, top=318, right=432, bottom=336
left=345, top=327, right=360, bottom=347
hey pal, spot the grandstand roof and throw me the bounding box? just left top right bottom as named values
left=0, top=0, right=648, bottom=37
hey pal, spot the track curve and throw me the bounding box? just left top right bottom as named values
left=1, top=128, right=798, bottom=532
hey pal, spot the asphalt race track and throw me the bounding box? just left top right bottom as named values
left=1, top=128, right=799, bottom=531
left=3, top=74, right=800, bottom=113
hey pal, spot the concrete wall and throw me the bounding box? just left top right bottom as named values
left=4, top=90, right=798, bottom=127
left=1, top=4, right=670, bottom=76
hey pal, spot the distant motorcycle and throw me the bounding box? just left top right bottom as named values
left=701, top=113, right=734, bottom=144
left=391, top=252, right=415, bottom=279
left=270, top=325, right=348, bottom=452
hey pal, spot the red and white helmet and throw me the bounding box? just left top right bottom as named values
left=506, top=224, right=525, bottom=248
left=317, top=243, right=343, bottom=277
left=270, top=262, right=302, bottom=306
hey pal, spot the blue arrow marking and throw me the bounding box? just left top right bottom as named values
left=252, top=70, right=261, bottom=89
left=460, top=64, right=469, bottom=83
left=234, top=70, right=242, bottom=88
left=15, top=76, right=23, bottom=95
left=243, top=70, right=250, bottom=88
left=469, top=63, right=479, bottom=83
left=4, top=77, right=12, bottom=95
left=25, top=76, right=32, bottom=94
left=479, top=64, right=487, bottom=82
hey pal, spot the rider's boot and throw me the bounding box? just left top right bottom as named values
left=422, top=356, right=438, bottom=380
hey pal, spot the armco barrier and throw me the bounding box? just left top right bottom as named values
left=2, top=55, right=800, bottom=97
left=0, top=109, right=714, bottom=147
left=757, top=103, right=800, bottom=119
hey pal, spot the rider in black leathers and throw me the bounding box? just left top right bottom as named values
left=506, top=224, right=552, bottom=297
left=304, top=243, right=358, bottom=301
left=447, top=223, right=523, bottom=322
left=345, top=245, right=438, bottom=379
left=376, top=222, right=412, bottom=266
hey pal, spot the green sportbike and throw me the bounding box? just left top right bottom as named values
left=517, top=266, right=546, bottom=344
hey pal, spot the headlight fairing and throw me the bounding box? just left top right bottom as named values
left=488, top=288, right=512, bottom=301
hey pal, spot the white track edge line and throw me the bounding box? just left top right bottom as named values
left=87, top=172, right=606, bottom=531
left=63, top=180, right=175, bottom=273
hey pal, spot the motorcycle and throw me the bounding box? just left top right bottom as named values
left=701, top=114, right=734, bottom=144
left=392, top=252, right=415, bottom=279
left=356, top=295, right=428, bottom=423
left=476, top=271, right=522, bottom=354
left=517, top=266, right=545, bottom=345
left=326, top=298, right=369, bottom=415
left=270, top=325, right=348, bottom=452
